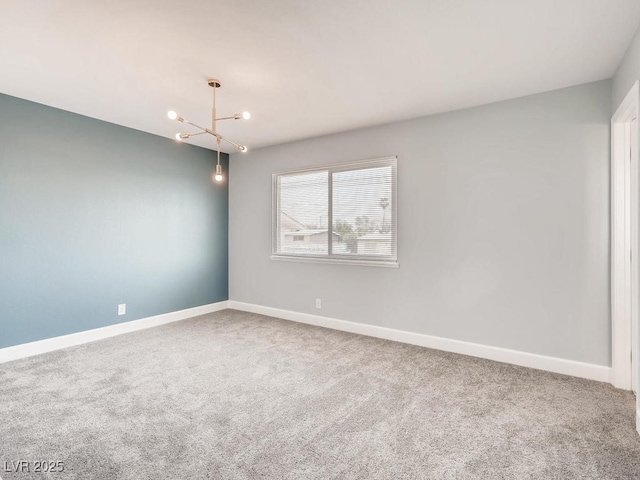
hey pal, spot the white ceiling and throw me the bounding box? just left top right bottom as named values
left=1, top=1, right=639, bottom=152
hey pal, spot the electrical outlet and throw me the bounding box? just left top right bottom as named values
left=118, top=304, right=126, bottom=316
left=315, top=299, right=322, bottom=309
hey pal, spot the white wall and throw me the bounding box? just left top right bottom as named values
left=229, top=80, right=611, bottom=366
left=613, top=23, right=640, bottom=109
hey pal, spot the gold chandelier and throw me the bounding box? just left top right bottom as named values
left=167, top=78, right=250, bottom=182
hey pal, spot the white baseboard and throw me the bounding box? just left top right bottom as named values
left=228, top=301, right=611, bottom=384
left=0, top=301, right=229, bottom=364
left=2, top=300, right=612, bottom=385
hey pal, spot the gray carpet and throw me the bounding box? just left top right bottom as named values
left=1, top=309, right=639, bottom=479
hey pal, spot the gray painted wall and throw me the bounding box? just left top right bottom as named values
left=229, top=80, right=611, bottom=366
left=613, top=22, right=640, bottom=109
left=0, top=93, right=228, bottom=348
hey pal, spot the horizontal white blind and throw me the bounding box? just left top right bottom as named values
left=278, top=170, right=329, bottom=255
left=273, top=157, right=397, bottom=265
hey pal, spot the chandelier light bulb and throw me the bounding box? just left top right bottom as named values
left=175, top=133, right=183, bottom=142
left=214, top=164, right=223, bottom=182
left=242, top=111, right=251, bottom=120
left=167, top=110, right=178, bottom=120
left=239, top=145, right=248, bottom=153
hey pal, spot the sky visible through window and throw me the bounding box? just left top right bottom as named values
left=280, top=171, right=328, bottom=228
left=280, top=166, right=392, bottom=230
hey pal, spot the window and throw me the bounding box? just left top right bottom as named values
left=272, top=156, right=397, bottom=266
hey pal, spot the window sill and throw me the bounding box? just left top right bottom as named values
left=270, top=255, right=399, bottom=268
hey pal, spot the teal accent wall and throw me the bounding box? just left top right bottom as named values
left=0, top=93, right=229, bottom=348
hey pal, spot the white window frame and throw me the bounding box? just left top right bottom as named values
left=271, top=156, right=398, bottom=267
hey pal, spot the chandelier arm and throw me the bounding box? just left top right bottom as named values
left=220, top=136, right=243, bottom=150
left=181, top=119, right=210, bottom=132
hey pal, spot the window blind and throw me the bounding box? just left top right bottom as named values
left=272, top=156, right=397, bottom=266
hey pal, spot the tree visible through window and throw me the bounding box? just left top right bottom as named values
left=272, top=157, right=397, bottom=265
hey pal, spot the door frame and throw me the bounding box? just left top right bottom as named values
left=611, top=82, right=639, bottom=418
